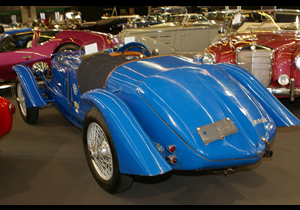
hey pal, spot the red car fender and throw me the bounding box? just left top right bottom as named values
left=53, top=31, right=112, bottom=53
left=53, top=37, right=82, bottom=52
left=0, top=97, right=14, bottom=138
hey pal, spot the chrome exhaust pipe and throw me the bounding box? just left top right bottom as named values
left=261, top=137, right=273, bottom=157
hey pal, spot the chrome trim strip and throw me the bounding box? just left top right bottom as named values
left=268, top=89, right=300, bottom=96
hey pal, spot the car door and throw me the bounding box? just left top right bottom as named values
left=176, top=26, right=219, bottom=52
left=0, top=31, right=34, bottom=81
left=176, top=25, right=219, bottom=52
left=30, top=30, right=62, bottom=66
left=174, top=15, right=220, bottom=53
left=52, top=53, right=79, bottom=122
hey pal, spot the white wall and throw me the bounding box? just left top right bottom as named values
left=20, top=6, right=36, bottom=22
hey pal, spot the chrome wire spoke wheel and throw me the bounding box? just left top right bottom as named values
left=15, top=78, right=39, bottom=124
left=87, top=122, right=113, bottom=181
left=17, top=83, right=27, bottom=117
left=83, top=108, right=133, bottom=194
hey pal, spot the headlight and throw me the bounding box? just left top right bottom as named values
left=202, top=52, right=216, bottom=64
left=278, top=74, right=290, bottom=86
left=295, top=54, right=300, bottom=70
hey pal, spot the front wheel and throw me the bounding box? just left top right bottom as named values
left=15, top=79, right=39, bottom=124
left=83, top=108, right=133, bottom=194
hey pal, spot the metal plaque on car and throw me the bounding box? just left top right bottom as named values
left=196, top=118, right=238, bottom=145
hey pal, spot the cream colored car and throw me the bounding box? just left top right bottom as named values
left=118, top=14, right=220, bottom=57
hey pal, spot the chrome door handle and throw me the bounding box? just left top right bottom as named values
left=160, top=34, right=171, bottom=38
left=23, top=55, right=32, bottom=60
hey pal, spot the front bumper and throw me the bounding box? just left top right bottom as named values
left=267, top=79, right=300, bottom=102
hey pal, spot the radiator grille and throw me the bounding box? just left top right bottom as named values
left=236, top=46, right=272, bottom=87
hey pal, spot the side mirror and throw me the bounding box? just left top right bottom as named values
left=32, top=61, right=50, bottom=77
left=152, top=48, right=159, bottom=56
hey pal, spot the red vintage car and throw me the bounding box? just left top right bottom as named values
left=200, top=9, right=300, bottom=102
left=0, top=29, right=122, bottom=82
left=0, top=96, right=15, bottom=138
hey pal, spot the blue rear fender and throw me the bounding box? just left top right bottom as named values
left=218, top=63, right=300, bottom=127
left=12, top=65, right=47, bottom=108
left=80, top=89, right=172, bottom=176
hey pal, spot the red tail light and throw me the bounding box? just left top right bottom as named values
left=166, top=155, right=177, bottom=165
left=166, top=145, right=176, bottom=153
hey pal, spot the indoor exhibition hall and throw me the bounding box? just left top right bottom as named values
left=1, top=6, right=300, bottom=205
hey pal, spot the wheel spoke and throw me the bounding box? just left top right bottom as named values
left=87, top=122, right=113, bottom=181
left=17, top=83, right=27, bottom=116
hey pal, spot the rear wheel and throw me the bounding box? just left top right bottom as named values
left=83, top=108, right=133, bottom=194
left=56, top=44, right=80, bottom=53
left=15, top=79, right=39, bottom=124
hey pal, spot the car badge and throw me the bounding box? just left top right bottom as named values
left=73, top=83, right=77, bottom=95
left=74, top=101, right=79, bottom=110
left=252, top=117, right=268, bottom=125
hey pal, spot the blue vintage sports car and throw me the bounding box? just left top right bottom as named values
left=12, top=42, right=300, bottom=194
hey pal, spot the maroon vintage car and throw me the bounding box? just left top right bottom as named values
left=0, top=29, right=122, bottom=82
left=200, top=9, right=300, bottom=102
left=0, top=96, right=15, bottom=138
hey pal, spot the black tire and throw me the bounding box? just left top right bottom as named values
left=83, top=108, right=133, bottom=194
left=56, top=44, right=80, bottom=53
left=15, top=78, right=39, bottom=124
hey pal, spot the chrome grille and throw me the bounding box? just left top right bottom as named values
left=236, top=45, right=272, bottom=87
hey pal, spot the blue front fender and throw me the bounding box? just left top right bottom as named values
left=218, top=63, right=300, bottom=127
left=80, top=89, right=172, bottom=176
left=12, top=65, right=47, bottom=108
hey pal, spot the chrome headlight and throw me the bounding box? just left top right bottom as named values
left=278, top=74, right=290, bottom=86
left=202, top=52, right=216, bottom=64
left=295, top=54, right=300, bottom=70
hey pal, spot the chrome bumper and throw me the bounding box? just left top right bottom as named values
left=267, top=79, right=300, bottom=102
left=0, top=82, right=14, bottom=90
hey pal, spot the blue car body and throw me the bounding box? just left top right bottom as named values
left=12, top=43, right=300, bottom=177
left=0, top=27, right=32, bottom=39
left=4, top=27, right=32, bottom=35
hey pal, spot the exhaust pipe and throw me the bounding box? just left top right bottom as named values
left=212, top=167, right=237, bottom=176
left=261, top=137, right=273, bottom=157
left=263, top=150, right=273, bottom=157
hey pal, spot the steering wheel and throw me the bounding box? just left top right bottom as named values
left=120, top=45, right=152, bottom=59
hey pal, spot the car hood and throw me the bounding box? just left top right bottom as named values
left=230, top=31, right=300, bottom=51
left=138, top=64, right=276, bottom=161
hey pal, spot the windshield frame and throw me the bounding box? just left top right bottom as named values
left=172, top=14, right=216, bottom=26
left=229, top=9, right=300, bottom=34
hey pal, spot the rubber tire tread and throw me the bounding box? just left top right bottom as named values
left=15, top=78, right=39, bottom=125
left=83, top=107, right=133, bottom=194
